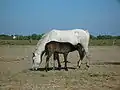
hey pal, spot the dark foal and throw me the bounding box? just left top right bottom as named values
left=41, top=41, right=86, bottom=72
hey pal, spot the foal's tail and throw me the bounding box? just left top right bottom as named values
left=40, top=50, right=46, bottom=65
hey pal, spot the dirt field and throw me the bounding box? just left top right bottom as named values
left=0, top=45, right=120, bottom=90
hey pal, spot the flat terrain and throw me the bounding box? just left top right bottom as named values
left=0, top=45, right=120, bottom=90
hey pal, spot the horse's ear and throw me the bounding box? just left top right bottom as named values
left=77, top=43, right=80, bottom=46
left=32, top=52, right=35, bottom=56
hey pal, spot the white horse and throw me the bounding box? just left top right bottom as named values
left=32, top=29, right=90, bottom=70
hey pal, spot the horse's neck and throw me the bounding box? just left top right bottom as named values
left=35, top=44, right=45, bottom=55
left=34, top=32, right=50, bottom=55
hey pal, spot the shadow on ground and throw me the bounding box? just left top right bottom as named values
left=29, top=67, right=76, bottom=71
left=92, top=62, right=120, bottom=65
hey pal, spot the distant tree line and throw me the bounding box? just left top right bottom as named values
left=90, top=35, right=120, bottom=40
left=0, top=34, right=120, bottom=40
left=0, top=34, right=44, bottom=40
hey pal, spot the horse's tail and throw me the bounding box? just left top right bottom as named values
left=40, top=50, right=46, bottom=65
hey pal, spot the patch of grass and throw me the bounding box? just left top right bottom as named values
left=89, top=39, right=120, bottom=46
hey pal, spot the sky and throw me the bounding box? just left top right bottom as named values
left=0, top=0, right=120, bottom=36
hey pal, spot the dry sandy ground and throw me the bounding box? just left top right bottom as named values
left=0, top=45, right=120, bottom=90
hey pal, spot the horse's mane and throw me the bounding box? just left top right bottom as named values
left=34, top=32, right=49, bottom=52
left=36, top=33, right=47, bottom=46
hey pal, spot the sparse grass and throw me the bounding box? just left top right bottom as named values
left=0, top=46, right=120, bottom=90
left=0, top=39, right=120, bottom=46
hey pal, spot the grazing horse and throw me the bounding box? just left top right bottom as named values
left=32, top=29, right=90, bottom=70
left=40, top=41, right=86, bottom=72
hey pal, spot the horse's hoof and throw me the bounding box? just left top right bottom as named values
left=67, top=61, right=71, bottom=63
left=58, top=65, right=61, bottom=68
left=32, top=67, right=37, bottom=71
left=76, top=65, right=80, bottom=69
left=65, top=69, right=68, bottom=71
left=65, top=68, right=68, bottom=71
left=45, top=68, right=48, bottom=72
left=35, top=68, right=38, bottom=71
left=58, top=68, right=61, bottom=71
left=58, top=67, right=61, bottom=70
left=53, top=69, right=55, bottom=71
left=86, top=64, right=90, bottom=68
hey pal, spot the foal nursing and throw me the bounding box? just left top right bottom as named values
left=41, top=41, right=88, bottom=71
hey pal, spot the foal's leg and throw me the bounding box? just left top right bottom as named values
left=54, top=53, right=61, bottom=70
left=45, top=53, right=52, bottom=72
left=61, top=54, right=71, bottom=63
left=56, top=53, right=61, bottom=69
left=57, top=54, right=61, bottom=69
left=53, top=53, right=57, bottom=71
left=63, top=53, right=68, bottom=71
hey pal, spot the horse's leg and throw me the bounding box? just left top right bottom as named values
left=77, top=47, right=85, bottom=68
left=83, top=47, right=90, bottom=68
left=45, top=55, right=49, bottom=72
left=63, top=53, right=68, bottom=71
left=77, top=48, right=82, bottom=68
left=86, top=52, right=90, bottom=68
left=77, top=59, right=81, bottom=68
left=45, top=56, right=49, bottom=72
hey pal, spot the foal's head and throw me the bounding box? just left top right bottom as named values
left=75, top=43, right=86, bottom=60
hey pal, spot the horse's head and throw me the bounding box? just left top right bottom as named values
left=32, top=52, right=40, bottom=70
